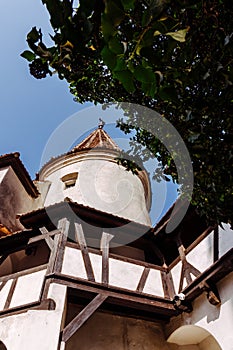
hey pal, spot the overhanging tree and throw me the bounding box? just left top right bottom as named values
left=22, top=0, right=233, bottom=226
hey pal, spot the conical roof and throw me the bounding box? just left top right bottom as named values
left=71, top=126, right=120, bottom=152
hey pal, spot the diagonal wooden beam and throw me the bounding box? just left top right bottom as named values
left=75, top=223, right=95, bottom=282
left=39, top=227, right=55, bottom=251
left=136, top=267, right=150, bottom=292
left=28, top=229, right=60, bottom=246
left=100, top=231, right=114, bottom=286
left=62, top=293, right=108, bottom=343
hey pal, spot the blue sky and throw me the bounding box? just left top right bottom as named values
left=0, top=0, right=178, bottom=224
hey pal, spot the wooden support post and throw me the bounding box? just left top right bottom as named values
left=41, top=218, right=69, bottom=300
left=62, top=294, right=108, bottom=343
left=214, top=225, right=219, bottom=262
left=177, top=242, right=201, bottom=293
left=100, top=231, right=114, bottom=286
left=136, top=267, right=150, bottom=292
left=0, top=281, right=7, bottom=293
left=75, top=223, right=95, bottom=282
left=161, top=268, right=176, bottom=299
left=39, top=227, right=55, bottom=251
left=54, top=218, right=70, bottom=273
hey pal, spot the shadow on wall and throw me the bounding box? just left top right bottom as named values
left=167, top=325, right=222, bottom=350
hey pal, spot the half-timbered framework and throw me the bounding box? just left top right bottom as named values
left=0, top=126, right=232, bottom=349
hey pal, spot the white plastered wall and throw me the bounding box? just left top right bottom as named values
left=61, top=246, right=164, bottom=297
left=0, top=283, right=67, bottom=350
left=41, top=151, right=151, bottom=226
left=167, top=271, right=233, bottom=350
left=0, top=166, right=49, bottom=230
left=170, top=224, right=233, bottom=294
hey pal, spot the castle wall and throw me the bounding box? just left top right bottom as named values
left=41, top=152, right=151, bottom=226
left=65, top=308, right=172, bottom=350
left=0, top=283, right=66, bottom=350
left=170, top=224, right=233, bottom=293
left=166, top=271, right=233, bottom=350
left=61, top=246, right=164, bottom=297
left=0, top=166, right=49, bottom=231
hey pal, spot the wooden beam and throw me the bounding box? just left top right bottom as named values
left=75, top=223, right=95, bottom=282
left=4, top=278, right=17, bottom=310
left=0, top=281, right=7, bottom=293
left=0, top=264, right=47, bottom=283
left=39, top=227, right=56, bottom=250
left=177, top=244, right=201, bottom=292
left=28, top=229, right=60, bottom=246
left=161, top=269, right=175, bottom=299
left=214, top=226, right=219, bottom=262
left=0, top=298, right=55, bottom=318
left=100, top=232, right=114, bottom=285
left=46, top=233, right=60, bottom=275
left=54, top=218, right=70, bottom=273
left=62, top=294, right=108, bottom=342
left=136, top=267, right=150, bottom=292
left=50, top=273, right=178, bottom=316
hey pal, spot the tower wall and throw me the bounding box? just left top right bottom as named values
left=40, top=150, right=151, bottom=226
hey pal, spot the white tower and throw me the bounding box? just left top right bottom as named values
left=39, top=124, right=151, bottom=227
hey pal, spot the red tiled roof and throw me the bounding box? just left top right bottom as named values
left=71, top=128, right=120, bottom=152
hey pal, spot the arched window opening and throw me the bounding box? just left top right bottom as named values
left=167, top=325, right=222, bottom=350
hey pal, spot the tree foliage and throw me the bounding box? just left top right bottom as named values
left=22, top=0, right=233, bottom=226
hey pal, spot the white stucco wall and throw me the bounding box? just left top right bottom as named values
left=170, top=225, right=233, bottom=294
left=219, top=223, right=233, bottom=257
left=0, top=283, right=67, bottom=350
left=40, top=151, right=151, bottom=226
left=167, top=272, right=233, bottom=350
left=0, top=269, right=46, bottom=311
left=61, top=246, right=164, bottom=297
left=0, top=166, right=48, bottom=231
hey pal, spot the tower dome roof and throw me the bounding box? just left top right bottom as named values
left=71, top=127, right=120, bottom=153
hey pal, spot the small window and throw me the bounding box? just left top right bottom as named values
left=61, top=172, right=78, bottom=189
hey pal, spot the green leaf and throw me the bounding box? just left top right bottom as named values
left=105, top=1, right=125, bottom=26
left=101, top=13, right=117, bottom=41
left=79, top=0, right=95, bottom=17
left=121, top=0, right=135, bottom=11
left=20, top=50, right=36, bottom=62
left=27, top=27, right=40, bottom=43
left=133, top=66, right=156, bottom=83
left=113, top=57, right=127, bottom=71
left=108, top=37, right=124, bottom=54
left=166, top=28, right=189, bottom=42
left=113, top=70, right=135, bottom=93
left=101, top=46, right=117, bottom=70
left=142, top=82, right=157, bottom=98
left=158, top=86, right=179, bottom=102
left=142, top=9, right=152, bottom=27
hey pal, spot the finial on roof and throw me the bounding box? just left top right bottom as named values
left=98, top=118, right=105, bottom=129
